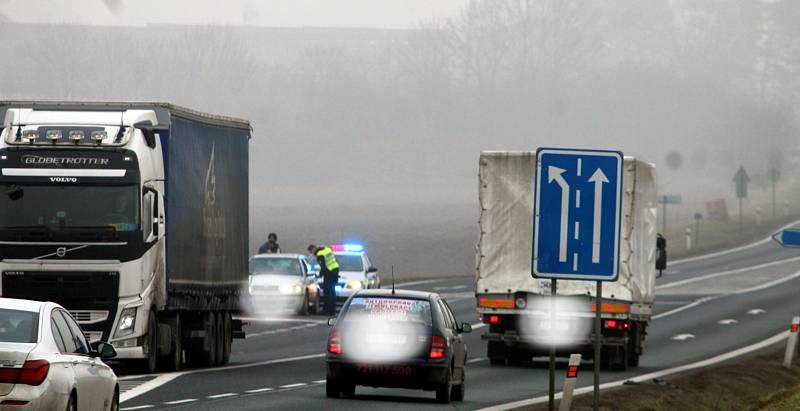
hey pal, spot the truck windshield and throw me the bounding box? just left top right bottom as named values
left=0, top=184, right=140, bottom=231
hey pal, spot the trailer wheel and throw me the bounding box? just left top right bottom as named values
left=214, top=312, right=225, bottom=366
left=221, top=312, right=232, bottom=365
left=627, top=326, right=641, bottom=367
left=487, top=342, right=507, bottom=366
left=186, top=312, right=216, bottom=368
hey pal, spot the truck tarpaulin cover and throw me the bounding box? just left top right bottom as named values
left=476, top=152, right=657, bottom=304
left=165, top=117, right=249, bottom=294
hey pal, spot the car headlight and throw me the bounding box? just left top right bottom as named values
left=279, top=284, right=303, bottom=295
left=346, top=281, right=363, bottom=290
left=115, top=307, right=137, bottom=338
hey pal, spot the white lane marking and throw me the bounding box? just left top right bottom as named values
left=670, top=219, right=800, bottom=265
left=472, top=322, right=487, bottom=330
left=247, top=323, right=325, bottom=339
left=163, top=399, right=198, bottom=405
left=433, top=285, right=469, bottom=291
left=671, top=334, right=696, bottom=341
left=653, top=270, right=800, bottom=320
left=476, top=331, right=789, bottom=411
left=664, top=270, right=681, bottom=275
left=280, top=383, right=308, bottom=389
left=121, top=353, right=326, bottom=403
left=718, top=319, right=738, bottom=325
left=207, top=393, right=237, bottom=399
left=748, top=308, right=766, bottom=315
left=657, top=256, right=800, bottom=290
left=312, top=380, right=326, bottom=384
left=653, top=296, right=716, bottom=320
left=245, top=388, right=275, bottom=394
left=656, top=300, right=694, bottom=306
left=120, top=406, right=154, bottom=410
left=467, top=357, right=487, bottom=364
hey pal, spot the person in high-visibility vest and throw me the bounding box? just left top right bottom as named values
left=308, top=244, right=340, bottom=315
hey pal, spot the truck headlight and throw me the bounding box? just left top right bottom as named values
left=346, top=281, right=363, bottom=290
left=279, top=284, right=303, bottom=295
left=115, top=307, right=137, bottom=338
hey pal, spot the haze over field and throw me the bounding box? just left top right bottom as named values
left=1, top=0, right=799, bottom=276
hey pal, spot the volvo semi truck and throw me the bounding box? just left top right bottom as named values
left=0, top=101, right=250, bottom=372
left=475, top=151, right=664, bottom=370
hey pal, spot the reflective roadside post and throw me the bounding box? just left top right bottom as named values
left=784, top=316, right=800, bottom=368
left=559, top=354, right=582, bottom=411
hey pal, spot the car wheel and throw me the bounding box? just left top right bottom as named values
left=340, top=382, right=355, bottom=397
left=451, top=369, right=465, bottom=401
left=65, top=392, right=76, bottom=411
left=435, top=367, right=453, bottom=404
left=299, top=293, right=309, bottom=316
left=110, top=389, right=120, bottom=411
left=325, top=377, right=341, bottom=398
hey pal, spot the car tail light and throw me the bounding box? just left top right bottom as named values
left=429, top=335, right=446, bottom=359
left=328, top=331, right=342, bottom=355
left=482, top=315, right=501, bottom=325
left=0, top=360, right=49, bottom=386
left=604, top=320, right=629, bottom=331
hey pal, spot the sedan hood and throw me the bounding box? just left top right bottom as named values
left=337, top=271, right=365, bottom=283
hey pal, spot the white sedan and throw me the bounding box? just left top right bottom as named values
left=0, top=298, right=119, bottom=411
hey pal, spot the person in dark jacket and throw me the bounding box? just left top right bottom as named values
left=258, top=232, right=281, bottom=254
left=308, top=244, right=339, bottom=315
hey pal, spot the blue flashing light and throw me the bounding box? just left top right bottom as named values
left=331, top=244, right=364, bottom=253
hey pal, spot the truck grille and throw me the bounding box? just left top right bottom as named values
left=2, top=271, right=119, bottom=341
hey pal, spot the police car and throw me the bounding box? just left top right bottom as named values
left=318, top=245, right=380, bottom=303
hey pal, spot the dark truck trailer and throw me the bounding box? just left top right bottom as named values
left=0, top=101, right=250, bottom=372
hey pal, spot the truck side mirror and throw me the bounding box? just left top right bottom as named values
left=656, top=234, right=667, bottom=274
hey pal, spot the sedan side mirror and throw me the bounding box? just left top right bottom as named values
left=460, top=323, right=472, bottom=334
left=90, top=341, right=117, bottom=359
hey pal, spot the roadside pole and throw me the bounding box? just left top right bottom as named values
left=594, top=281, right=601, bottom=411
left=783, top=316, right=800, bottom=368
left=733, top=166, right=749, bottom=233
left=549, top=279, right=557, bottom=411
left=559, top=354, right=582, bottom=411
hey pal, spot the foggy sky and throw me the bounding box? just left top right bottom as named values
left=1, top=0, right=466, bottom=28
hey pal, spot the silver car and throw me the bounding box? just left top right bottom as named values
left=248, top=254, right=321, bottom=315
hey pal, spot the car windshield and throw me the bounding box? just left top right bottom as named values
left=343, top=297, right=432, bottom=326
left=250, top=257, right=302, bottom=276
left=0, top=184, right=140, bottom=231
left=0, top=308, right=39, bottom=343
left=334, top=253, right=364, bottom=272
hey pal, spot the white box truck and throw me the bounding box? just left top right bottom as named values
left=0, top=101, right=250, bottom=373
left=476, top=151, right=662, bottom=370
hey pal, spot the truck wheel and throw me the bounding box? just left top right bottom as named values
left=142, top=311, right=158, bottom=374
left=159, top=314, right=182, bottom=372
left=214, top=312, right=225, bottom=366
left=627, top=326, right=641, bottom=367
left=325, top=377, right=341, bottom=398
left=611, top=346, right=628, bottom=371
left=186, top=312, right=216, bottom=368
left=221, top=312, right=232, bottom=365
left=487, top=342, right=507, bottom=366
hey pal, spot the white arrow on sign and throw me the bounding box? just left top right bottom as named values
left=588, top=168, right=609, bottom=264
left=548, top=166, right=571, bottom=263
left=671, top=333, right=696, bottom=341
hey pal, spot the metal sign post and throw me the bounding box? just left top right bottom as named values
left=733, top=166, right=750, bottom=232
left=594, top=281, right=601, bottom=411
left=531, top=148, right=624, bottom=411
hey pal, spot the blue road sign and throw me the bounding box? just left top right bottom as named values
left=773, top=228, right=800, bottom=248
left=532, top=148, right=624, bottom=281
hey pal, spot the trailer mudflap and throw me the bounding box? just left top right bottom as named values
left=232, top=318, right=246, bottom=339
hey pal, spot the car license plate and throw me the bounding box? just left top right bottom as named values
left=366, top=334, right=407, bottom=345
left=356, top=364, right=413, bottom=375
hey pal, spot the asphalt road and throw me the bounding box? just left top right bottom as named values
left=120, top=235, right=800, bottom=410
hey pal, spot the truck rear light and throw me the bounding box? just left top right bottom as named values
left=483, top=315, right=501, bottom=325
left=0, top=360, right=50, bottom=386
left=328, top=330, right=342, bottom=355
left=603, top=320, right=629, bottom=331
left=429, top=335, right=446, bottom=359
left=478, top=298, right=514, bottom=309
